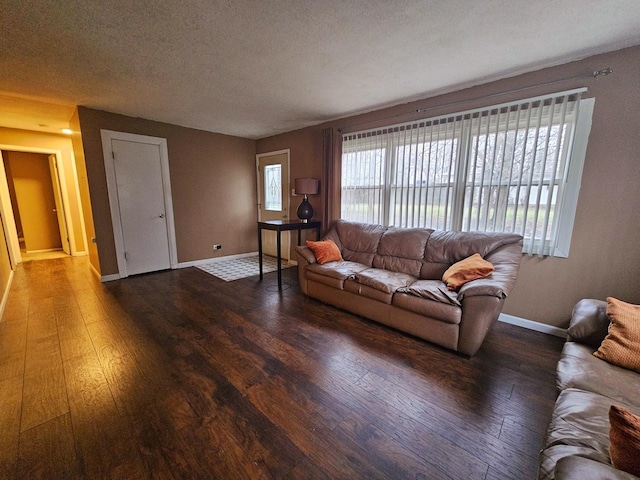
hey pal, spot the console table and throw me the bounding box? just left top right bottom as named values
left=258, top=220, right=322, bottom=289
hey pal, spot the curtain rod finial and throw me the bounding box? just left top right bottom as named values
left=593, top=67, right=613, bottom=78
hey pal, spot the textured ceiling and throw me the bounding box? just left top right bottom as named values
left=1, top=0, right=640, bottom=139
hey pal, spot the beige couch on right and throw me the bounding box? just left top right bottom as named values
left=539, top=299, right=640, bottom=480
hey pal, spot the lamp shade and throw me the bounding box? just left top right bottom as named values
left=294, top=178, right=319, bottom=195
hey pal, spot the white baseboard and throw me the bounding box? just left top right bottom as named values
left=101, top=273, right=121, bottom=282
left=91, top=263, right=121, bottom=283
left=177, top=251, right=259, bottom=269
left=0, top=270, right=14, bottom=321
left=498, top=313, right=567, bottom=338
left=97, top=252, right=269, bottom=281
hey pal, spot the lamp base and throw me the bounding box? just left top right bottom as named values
left=296, top=195, right=313, bottom=222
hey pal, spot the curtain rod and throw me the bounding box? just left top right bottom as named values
left=338, top=67, right=612, bottom=133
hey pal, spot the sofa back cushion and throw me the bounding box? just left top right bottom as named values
left=373, top=227, right=433, bottom=277
left=326, top=220, right=522, bottom=280
left=332, top=221, right=386, bottom=267
left=420, top=230, right=523, bottom=279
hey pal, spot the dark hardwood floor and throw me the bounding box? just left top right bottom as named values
left=0, top=256, right=564, bottom=479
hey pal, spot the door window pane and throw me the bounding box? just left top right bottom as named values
left=264, top=165, right=282, bottom=211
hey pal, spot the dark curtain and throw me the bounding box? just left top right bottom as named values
left=322, top=127, right=342, bottom=234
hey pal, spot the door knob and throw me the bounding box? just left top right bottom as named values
left=158, top=213, right=165, bottom=218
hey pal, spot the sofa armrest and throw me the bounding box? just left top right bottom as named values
left=566, top=299, right=609, bottom=348
left=457, top=295, right=505, bottom=356
left=295, top=246, right=316, bottom=295
left=457, top=243, right=522, bottom=301
left=457, top=275, right=508, bottom=301
left=458, top=256, right=520, bottom=301
left=296, top=245, right=317, bottom=265
left=455, top=242, right=522, bottom=356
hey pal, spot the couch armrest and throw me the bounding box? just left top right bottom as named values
left=455, top=242, right=522, bottom=356
left=295, top=246, right=316, bottom=295
left=554, top=455, right=639, bottom=480
left=457, top=241, right=522, bottom=301
left=457, top=295, right=506, bottom=356
left=566, top=299, right=609, bottom=348
left=457, top=275, right=508, bottom=301
left=296, top=245, right=317, bottom=265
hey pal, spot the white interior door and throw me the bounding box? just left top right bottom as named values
left=102, top=130, right=177, bottom=277
left=257, top=150, right=290, bottom=259
left=48, top=155, right=70, bottom=254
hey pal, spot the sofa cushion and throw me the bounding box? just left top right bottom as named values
left=609, top=405, right=640, bottom=478
left=594, top=297, right=640, bottom=373
left=397, top=279, right=460, bottom=306
left=442, top=253, right=494, bottom=291
left=305, top=239, right=343, bottom=264
left=557, top=342, right=640, bottom=406
left=392, top=293, right=462, bottom=324
left=344, top=279, right=394, bottom=304
left=539, top=388, right=631, bottom=480
left=372, top=227, right=433, bottom=277
left=420, top=230, right=522, bottom=279
left=334, top=221, right=386, bottom=266
left=353, top=268, right=416, bottom=294
left=306, top=261, right=369, bottom=289
left=552, top=455, right=640, bottom=480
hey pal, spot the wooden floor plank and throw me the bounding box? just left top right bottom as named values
left=20, top=333, right=69, bottom=433
left=0, top=375, right=23, bottom=480
left=16, top=414, right=80, bottom=480
left=0, top=257, right=564, bottom=479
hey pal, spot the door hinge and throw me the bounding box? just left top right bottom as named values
left=124, top=251, right=128, bottom=260
left=112, top=150, right=115, bottom=159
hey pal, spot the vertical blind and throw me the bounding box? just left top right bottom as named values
left=341, top=89, right=585, bottom=257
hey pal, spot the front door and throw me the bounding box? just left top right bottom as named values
left=257, top=150, right=290, bottom=259
left=102, top=131, right=177, bottom=277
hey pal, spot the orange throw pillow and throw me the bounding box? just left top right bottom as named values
left=306, top=239, right=343, bottom=264
left=594, top=297, right=640, bottom=373
left=609, top=404, right=640, bottom=477
left=442, top=253, right=494, bottom=291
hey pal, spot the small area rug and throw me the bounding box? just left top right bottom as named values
left=196, top=255, right=294, bottom=282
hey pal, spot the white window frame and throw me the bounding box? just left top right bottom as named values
left=340, top=94, right=595, bottom=258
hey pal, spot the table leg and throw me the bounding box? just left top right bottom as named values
left=298, top=229, right=302, bottom=246
left=258, top=226, right=263, bottom=280
left=276, top=230, right=282, bottom=289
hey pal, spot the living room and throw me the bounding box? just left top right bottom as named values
left=1, top=1, right=640, bottom=478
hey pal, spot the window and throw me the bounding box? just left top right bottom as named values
left=341, top=90, right=594, bottom=257
left=264, top=164, right=282, bottom=211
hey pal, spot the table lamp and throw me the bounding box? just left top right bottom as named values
left=294, top=178, right=319, bottom=222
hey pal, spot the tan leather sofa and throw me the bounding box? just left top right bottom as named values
left=295, top=220, right=523, bottom=357
left=538, top=299, right=640, bottom=480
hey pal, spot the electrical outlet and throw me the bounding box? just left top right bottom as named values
left=213, top=244, right=222, bottom=250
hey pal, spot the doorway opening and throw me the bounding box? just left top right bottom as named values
left=0, top=146, right=86, bottom=266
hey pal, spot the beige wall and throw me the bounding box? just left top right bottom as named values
left=0, top=210, right=13, bottom=313
left=69, top=109, right=99, bottom=273
left=77, top=107, right=257, bottom=276
left=0, top=128, right=87, bottom=257
left=256, top=44, right=640, bottom=328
